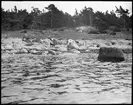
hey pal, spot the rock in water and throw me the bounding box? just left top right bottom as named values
left=48, top=50, right=56, bottom=55
left=98, top=47, right=125, bottom=62
left=70, top=49, right=80, bottom=53
left=55, top=45, right=67, bottom=52
left=67, top=39, right=80, bottom=50
left=52, top=38, right=60, bottom=45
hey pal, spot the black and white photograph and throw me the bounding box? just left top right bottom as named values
left=1, top=1, right=132, bottom=104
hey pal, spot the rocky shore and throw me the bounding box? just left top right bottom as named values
left=1, top=37, right=132, bottom=104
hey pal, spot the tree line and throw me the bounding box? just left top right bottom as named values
left=1, top=4, right=132, bottom=31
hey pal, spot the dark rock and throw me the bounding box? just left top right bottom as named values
left=23, top=70, right=30, bottom=76
left=25, top=43, right=34, bottom=46
left=128, top=42, right=132, bottom=46
left=37, top=72, right=40, bottom=75
left=111, top=41, right=116, bottom=45
left=122, top=48, right=132, bottom=54
left=98, top=47, right=125, bottom=62
left=97, top=44, right=100, bottom=47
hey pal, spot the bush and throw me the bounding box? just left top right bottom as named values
left=52, top=28, right=58, bottom=31
left=88, top=30, right=99, bottom=34
left=58, top=28, right=64, bottom=31
left=109, top=26, right=121, bottom=32
left=99, top=30, right=107, bottom=34
left=110, top=32, right=116, bottom=35
left=88, top=27, right=99, bottom=34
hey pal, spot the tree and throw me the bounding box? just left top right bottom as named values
left=93, top=11, right=109, bottom=30
left=87, top=7, right=93, bottom=26
left=45, top=4, right=55, bottom=28
left=80, top=6, right=94, bottom=26
left=115, top=6, right=130, bottom=28
left=45, top=4, right=65, bottom=28
left=73, top=9, right=81, bottom=26
left=14, top=6, right=18, bottom=13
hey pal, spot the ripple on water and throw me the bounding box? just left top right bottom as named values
left=1, top=52, right=132, bottom=104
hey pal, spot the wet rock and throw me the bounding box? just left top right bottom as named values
left=97, top=44, right=100, bottom=47
left=50, top=83, right=64, bottom=88
left=78, top=46, right=87, bottom=51
left=48, top=50, right=56, bottom=55
left=29, top=50, right=42, bottom=55
left=25, top=43, right=34, bottom=46
left=55, top=45, right=67, bottom=52
left=41, top=38, right=53, bottom=48
left=121, top=48, right=132, bottom=54
left=105, top=42, right=111, bottom=46
left=22, top=33, right=30, bottom=41
left=52, top=38, right=62, bottom=45
left=128, top=42, right=132, bottom=46
left=76, top=40, right=86, bottom=47
left=19, top=48, right=28, bottom=53
left=4, top=45, right=14, bottom=51
left=67, top=39, right=80, bottom=50
left=98, top=47, right=125, bottom=62
left=111, top=41, right=116, bottom=45
left=1, top=46, right=4, bottom=51
left=76, top=26, right=99, bottom=34
left=23, top=70, right=30, bottom=76
left=69, top=49, right=80, bottom=53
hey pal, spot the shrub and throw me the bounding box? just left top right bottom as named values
left=99, top=30, right=107, bottom=34
left=110, top=32, right=116, bottom=35
left=109, top=26, right=121, bottom=32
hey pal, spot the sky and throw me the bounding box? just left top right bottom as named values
left=1, top=1, right=132, bottom=16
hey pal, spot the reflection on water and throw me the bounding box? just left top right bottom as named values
left=1, top=52, right=132, bottom=104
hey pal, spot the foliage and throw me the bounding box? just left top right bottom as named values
left=1, top=4, right=132, bottom=31
left=115, top=6, right=130, bottom=28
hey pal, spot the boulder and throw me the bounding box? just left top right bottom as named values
left=16, top=48, right=28, bottom=54
left=41, top=38, right=53, bottom=48
left=105, top=42, right=111, bottom=46
left=96, top=44, right=100, bottom=47
left=69, top=49, right=80, bottom=53
left=48, top=50, right=56, bottom=55
left=4, top=45, right=14, bottom=51
left=52, top=38, right=62, bottom=45
left=55, top=45, right=67, bottom=52
left=76, top=40, right=86, bottom=47
left=111, top=41, right=116, bottom=45
left=22, top=33, right=30, bottom=41
left=20, top=48, right=28, bottom=53
left=29, top=49, right=42, bottom=55
left=76, top=26, right=99, bottom=34
left=1, top=46, right=5, bottom=50
left=67, top=39, right=80, bottom=50
left=98, top=47, right=125, bottom=62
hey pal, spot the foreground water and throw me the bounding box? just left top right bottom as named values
left=1, top=52, right=132, bottom=104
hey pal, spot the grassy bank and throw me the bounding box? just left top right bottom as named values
left=2, top=29, right=132, bottom=40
